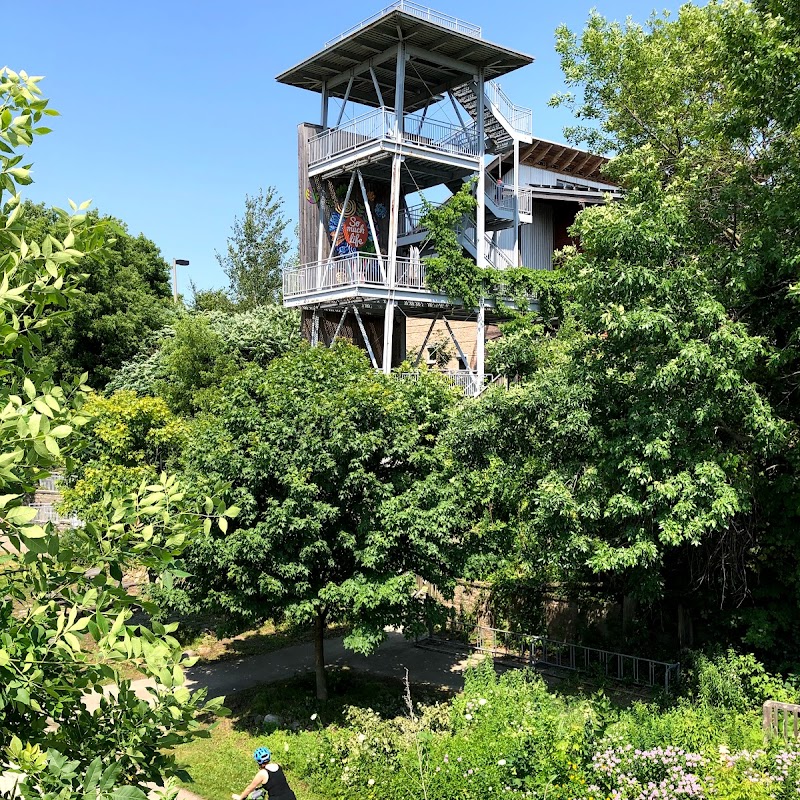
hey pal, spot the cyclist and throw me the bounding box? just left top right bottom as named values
left=231, top=747, right=297, bottom=800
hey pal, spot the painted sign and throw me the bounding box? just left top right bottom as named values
left=343, top=215, right=368, bottom=248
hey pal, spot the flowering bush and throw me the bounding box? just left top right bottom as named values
left=589, top=745, right=706, bottom=799
left=259, top=654, right=800, bottom=800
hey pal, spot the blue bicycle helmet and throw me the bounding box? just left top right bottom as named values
left=253, top=747, right=271, bottom=765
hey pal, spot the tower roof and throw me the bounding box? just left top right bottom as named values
left=276, top=3, right=533, bottom=113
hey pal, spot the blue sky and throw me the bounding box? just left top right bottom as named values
left=5, top=0, right=680, bottom=293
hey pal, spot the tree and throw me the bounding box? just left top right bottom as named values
left=0, top=68, right=232, bottom=799
left=59, top=391, right=189, bottom=523
left=215, top=187, right=291, bottom=307
left=165, top=343, right=459, bottom=699
left=21, top=201, right=174, bottom=388
left=435, top=0, right=800, bottom=655
left=106, top=305, right=301, bottom=414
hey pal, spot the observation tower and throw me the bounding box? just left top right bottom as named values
left=277, top=3, right=613, bottom=392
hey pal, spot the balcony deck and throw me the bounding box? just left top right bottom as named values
left=308, top=108, right=479, bottom=177
left=283, top=252, right=536, bottom=313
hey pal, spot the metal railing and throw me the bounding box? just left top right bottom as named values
left=37, top=473, right=62, bottom=492
left=395, top=370, right=497, bottom=397
left=460, top=219, right=516, bottom=269
left=486, top=81, right=532, bottom=136
left=309, top=108, right=480, bottom=167
left=423, top=621, right=681, bottom=691
left=325, top=1, right=482, bottom=48
left=309, top=107, right=394, bottom=165
left=30, top=503, right=82, bottom=529
left=404, top=113, right=480, bottom=157
left=485, top=176, right=516, bottom=212
left=283, top=253, right=426, bottom=298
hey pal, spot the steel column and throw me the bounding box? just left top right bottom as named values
left=383, top=42, right=406, bottom=374
left=513, top=136, right=520, bottom=265
left=476, top=68, right=487, bottom=385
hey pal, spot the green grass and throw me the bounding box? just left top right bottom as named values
left=173, top=667, right=453, bottom=800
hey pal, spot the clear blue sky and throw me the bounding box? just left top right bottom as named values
left=5, top=0, right=678, bottom=293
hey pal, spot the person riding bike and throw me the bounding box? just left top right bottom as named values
left=231, top=747, right=297, bottom=800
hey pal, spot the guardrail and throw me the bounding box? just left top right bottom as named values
left=485, top=176, right=516, bottom=212
left=395, top=370, right=497, bottom=397
left=283, top=253, right=426, bottom=298
left=422, top=621, right=681, bottom=691
left=308, top=108, right=479, bottom=167
left=309, top=107, right=394, bottom=166
left=486, top=81, right=532, bottom=136
left=325, top=1, right=482, bottom=48
left=30, top=503, right=82, bottom=529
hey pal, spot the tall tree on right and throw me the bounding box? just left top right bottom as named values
left=216, top=187, right=290, bottom=307
left=433, top=0, right=800, bottom=657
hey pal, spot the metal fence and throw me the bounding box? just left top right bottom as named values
left=423, top=621, right=681, bottom=691
left=30, top=503, right=82, bottom=529
left=325, top=1, right=482, bottom=48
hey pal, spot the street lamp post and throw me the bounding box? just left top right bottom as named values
left=172, top=259, right=189, bottom=302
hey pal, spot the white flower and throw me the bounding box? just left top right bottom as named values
left=368, top=778, right=375, bottom=786
left=465, top=713, right=473, bottom=720
left=311, top=713, right=318, bottom=721
left=283, top=743, right=289, bottom=752
left=479, top=698, right=488, bottom=706
left=358, top=734, right=366, bottom=743
left=498, top=759, right=507, bottom=766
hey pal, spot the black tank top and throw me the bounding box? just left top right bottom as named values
left=265, top=765, right=293, bottom=799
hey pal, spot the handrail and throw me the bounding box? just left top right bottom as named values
left=485, top=175, right=516, bottom=212
left=325, top=1, right=482, bottom=48
left=283, top=252, right=427, bottom=298
left=308, top=107, right=479, bottom=167
left=394, top=370, right=497, bottom=398
left=421, top=620, right=681, bottom=691
left=486, top=81, right=532, bottom=136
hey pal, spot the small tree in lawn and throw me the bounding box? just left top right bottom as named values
left=170, top=343, right=460, bottom=700
left=215, top=187, right=291, bottom=307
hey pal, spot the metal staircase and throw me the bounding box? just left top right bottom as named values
left=451, top=80, right=532, bottom=153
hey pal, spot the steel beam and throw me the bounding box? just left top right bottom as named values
left=326, top=44, right=399, bottom=91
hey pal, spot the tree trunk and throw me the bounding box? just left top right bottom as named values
left=314, top=611, right=328, bottom=701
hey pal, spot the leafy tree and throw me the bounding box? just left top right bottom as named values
left=215, top=187, right=291, bottom=307
left=59, top=391, right=189, bottom=523
left=0, top=68, right=231, bottom=799
left=165, top=343, right=459, bottom=699
left=107, top=306, right=301, bottom=413
left=436, top=0, right=800, bottom=655
left=21, top=201, right=174, bottom=388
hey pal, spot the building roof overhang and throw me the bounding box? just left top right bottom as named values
left=276, top=7, right=533, bottom=114
left=491, top=137, right=617, bottom=185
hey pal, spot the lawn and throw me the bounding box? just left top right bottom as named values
left=173, top=668, right=453, bottom=800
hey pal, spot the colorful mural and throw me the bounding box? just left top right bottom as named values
left=316, top=176, right=389, bottom=257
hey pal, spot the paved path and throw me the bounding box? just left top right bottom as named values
left=92, top=631, right=481, bottom=711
